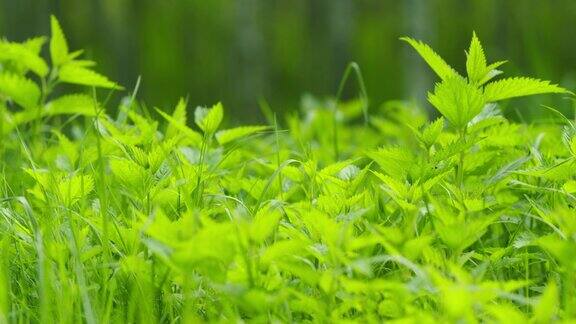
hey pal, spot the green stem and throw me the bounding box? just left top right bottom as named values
left=333, top=62, right=369, bottom=162
left=457, top=127, right=468, bottom=211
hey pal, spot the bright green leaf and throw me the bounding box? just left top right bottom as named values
left=59, top=64, right=123, bottom=89
left=44, top=94, right=97, bottom=116
left=428, top=76, right=485, bottom=128
left=195, top=102, right=223, bottom=134
left=401, top=37, right=458, bottom=80
left=166, top=98, right=188, bottom=139
left=0, top=40, right=48, bottom=77
left=0, top=73, right=40, bottom=109
left=484, top=77, right=568, bottom=102
left=50, top=15, right=69, bottom=67
left=466, top=32, right=488, bottom=84
left=533, top=281, right=559, bottom=322
left=216, top=125, right=269, bottom=145
left=156, top=107, right=203, bottom=145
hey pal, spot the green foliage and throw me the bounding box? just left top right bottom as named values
left=1, top=17, right=576, bottom=323
left=216, top=125, right=270, bottom=145
left=0, top=73, right=40, bottom=109
left=465, top=32, right=488, bottom=84
left=404, top=32, right=571, bottom=129
left=428, top=76, right=485, bottom=128
left=49, top=15, right=69, bottom=67
left=43, top=94, right=97, bottom=116
left=0, top=39, right=48, bottom=77
left=195, top=102, right=223, bottom=134
left=484, top=77, right=568, bottom=101
left=0, top=15, right=122, bottom=139
left=59, top=63, right=123, bottom=89
left=400, top=37, right=458, bottom=80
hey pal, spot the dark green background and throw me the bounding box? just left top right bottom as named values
left=1, top=0, right=575, bottom=121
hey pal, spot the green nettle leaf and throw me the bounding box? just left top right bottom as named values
left=50, top=15, right=69, bottom=67
left=57, top=174, right=94, bottom=206
left=406, top=33, right=569, bottom=125
left=0, top=40, right=48, bottom=77
left=479, top=60, right=506, bottom=85
left=466, top=32, right=488, bottom=84
left=0, top=73, right=41, bottom=109
left=367, top=146, right=414, bottom=179
left=59, top=64, right=123, bottom=89
left=156, top=108, right=203, bottom=145
left=483, top=77, right=569, bottom=102
left=44, top=94, right=97, bottom=116
left=400, top=37, right=458, bottom=80
left=165, top=98, right=188, bottom=139
left=216, top=125, right=269, bottom=145
left=23, top=36, right=47, bottom=54
left=194, top=102, right=223, bottom=134
left=533, top=281, right=559, bottom=322
left=420, top=117, right=444, bottom=147
left=428, top=77, right=485, bottom=128
left=13, top=94, right=97, bottom=125
left=249, top=207, right=282, bottom=244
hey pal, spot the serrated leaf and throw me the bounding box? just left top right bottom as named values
left=12, top=94, right=98, bottom=126
left=431, top=136, right=474, bottom=163
left=59, top=64, right=122, bottom=89
left=50, top=15, right=69, bottom=67
left=468, top=103, right=501, bottom=127
left=216, top=125, right=269, bottom=145
left=484, top=77, right=568, bottom=102
left=67, top=59, right=96, bottom=68
left=485, top=304, right=527, bottom=323
left=479, top=60, right=507, bottom=85
left=156, top=108, right=202, bottom=146
left=172, top=222, right=237, bottom=275
left=367, top=146, right=414, bottom=180
left=533, top=281, right=558, bottom=322
left=420, top=117, right=444, bottom=146
left=57, top=174, right=94, bottom=206
left=109, top=157, right=148, bottom=193
left=0, top=73, right=40, bottom=109
left=537, top=235, right=575, bottom=267
left=195, top=102, right=223, bottom=134
left=428, top=76, right=485, bottom=128
left=372, top=171, right=409, bottom=198
left=0, top=40, right=48, bottom=77
left=512, top=232, right=536, bottom=249
left=466, top=32, right=488, bottom=84
left=401, top=37, right=458, bottom=80
left=44, top=94, right=97, bottom=116
left=23, top=36, right=47, bottom=54
left=260, top=240, right=307, bottom=266
left=166, top=98, right=188, bottom=139
left=436, top=215, right=497, bottom=251
left=249, top=207, right=282, bottom=244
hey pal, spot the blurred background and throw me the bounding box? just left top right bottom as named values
left=1, top=0, right=575, bottom=122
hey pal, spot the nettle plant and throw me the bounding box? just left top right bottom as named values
left=401, top=33, right=570, bottom=186
left=403, top=33, right=569, bottom=129
left=2, top=16, right=576, bottom=323
left=0, top=16, right=121, bottom=133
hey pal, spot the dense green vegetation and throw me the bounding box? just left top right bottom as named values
left=1, top=16, right=576, bottom=323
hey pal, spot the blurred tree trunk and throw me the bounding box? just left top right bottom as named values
left=402, top=0, right=433, bottom=110
left=328, top=0, right=354, bottom=96
left=233, top=0, right=266, bottom=118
